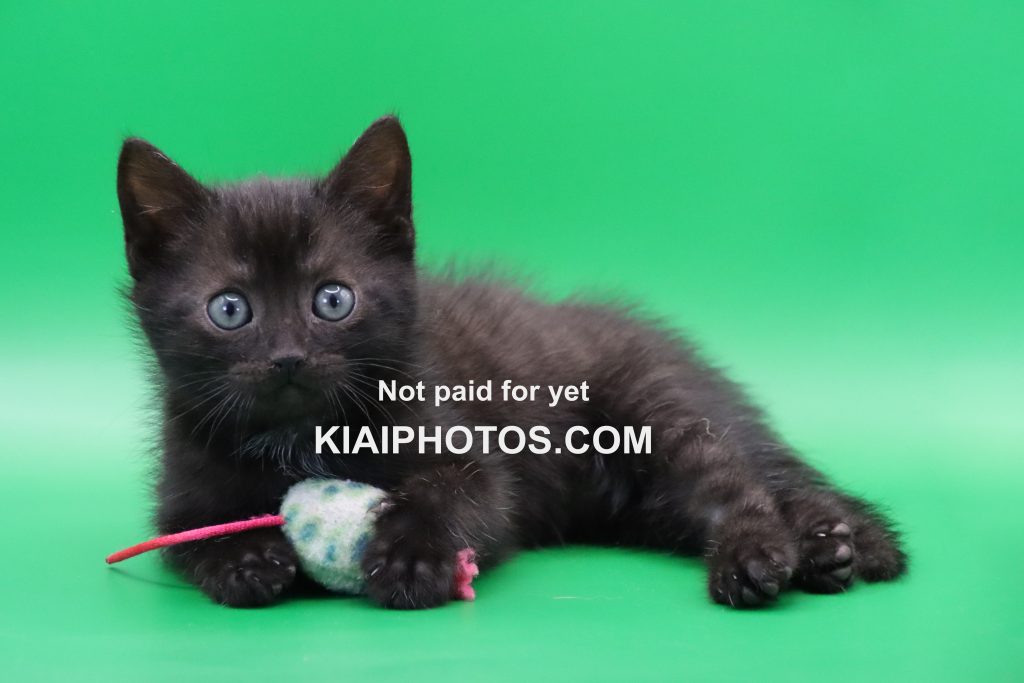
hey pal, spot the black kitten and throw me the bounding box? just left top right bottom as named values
left=117, top=116, right=906, bottom=609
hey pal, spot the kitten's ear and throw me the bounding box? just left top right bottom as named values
left=322, top=116, right=413, bottom=257
left=117, top=138, right=209, bottom=280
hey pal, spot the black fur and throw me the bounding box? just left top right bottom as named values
left=117, top=116, right=907, bottom=609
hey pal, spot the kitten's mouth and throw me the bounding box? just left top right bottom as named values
left=262, top=372, right=319, bottom=394
left=278, top=383, right=308, bottom=402
left=253, top=378, right=326, bottom=420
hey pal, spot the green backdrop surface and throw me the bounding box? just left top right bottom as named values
left=1, top=2, right=1021, bottom=681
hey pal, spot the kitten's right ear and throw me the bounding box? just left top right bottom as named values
left=117, top=138, right=209, bottom=280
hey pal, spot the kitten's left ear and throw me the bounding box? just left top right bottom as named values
left=322, top=116, right=413, bottom=257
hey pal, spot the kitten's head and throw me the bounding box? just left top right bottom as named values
left=118, top=117, right=416, bottom=438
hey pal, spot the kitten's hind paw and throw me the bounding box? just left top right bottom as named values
left=793, top=520, right=855, bottom=593
left=707, top=537, right=796, bottom=609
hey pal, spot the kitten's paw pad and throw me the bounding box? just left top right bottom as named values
left=708, top=543, right=795, bottom=609
left=361, top=514, right=456, bottom=610
left=198, top=542, right=298, bottom=608
left=794, top=520, right=856, bottom=594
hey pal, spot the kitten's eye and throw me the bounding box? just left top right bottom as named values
left=207, top=292, right=252, bottom=330
left=313, top=283, right=355, bottom=321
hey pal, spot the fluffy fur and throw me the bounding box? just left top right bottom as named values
left=117, top=116, right=907, bottom=609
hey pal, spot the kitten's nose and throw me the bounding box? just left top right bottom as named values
left=272, top=355, right=305, bottom=377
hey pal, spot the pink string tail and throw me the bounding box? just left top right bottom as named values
left=105, top=515, right=286, bottom=564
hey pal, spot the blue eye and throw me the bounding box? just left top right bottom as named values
left=207, top=292, right=252, bottom=330
left=313, top=283, right=355, bottom=321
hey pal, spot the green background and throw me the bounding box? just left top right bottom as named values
left=1, top=2, right=1021, bottom=681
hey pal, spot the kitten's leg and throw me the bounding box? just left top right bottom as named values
left=162, top=526, right=299, bottom=607
left=361, top=458, right=514, bottom=609
left=640, top=434, right=800, bottom=609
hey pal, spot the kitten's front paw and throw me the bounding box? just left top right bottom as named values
left=192, top=534, right=298, bottom=608
left=707, top=536, right=796, bottom=609
left=361, top=505, right=457, bottom=610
